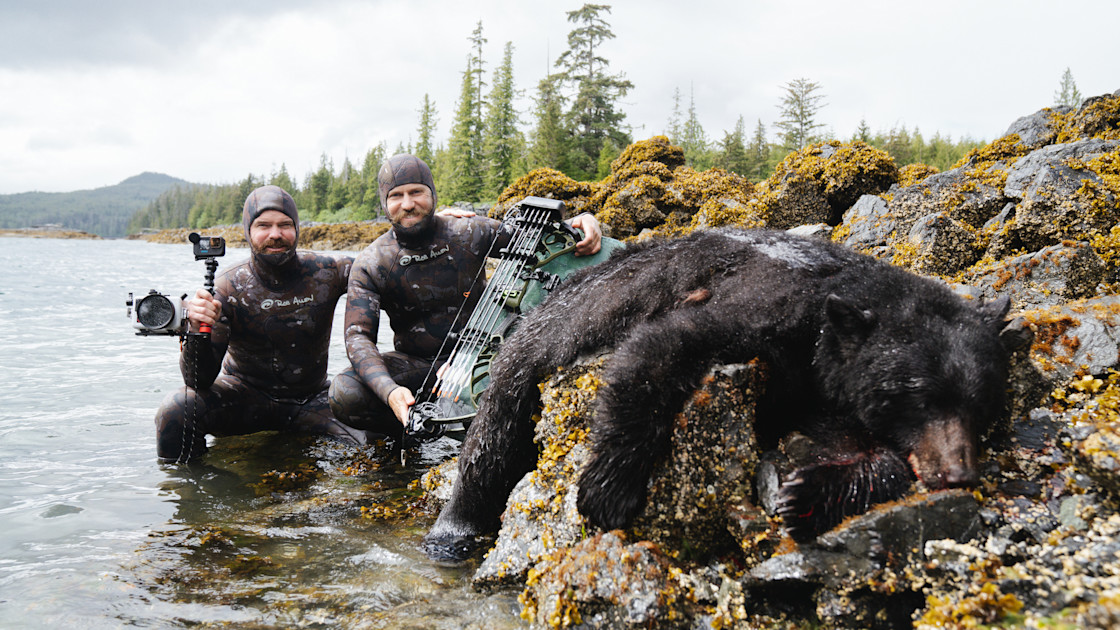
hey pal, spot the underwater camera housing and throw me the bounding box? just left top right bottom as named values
left=126, top=233, right=225, bottom=336
left=127, top=289, right=188, bottom=335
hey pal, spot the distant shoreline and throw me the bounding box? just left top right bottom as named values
left=128, top=221, right=391, bottom=252
left=0, top=227, right=102, bottom=240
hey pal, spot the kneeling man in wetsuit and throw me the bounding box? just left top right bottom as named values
left=154, top=185, right=374, bottom=463
left=329, top=154, right=602, bottom=442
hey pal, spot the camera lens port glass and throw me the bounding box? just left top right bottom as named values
left=136, top=294, right=176, bottom=329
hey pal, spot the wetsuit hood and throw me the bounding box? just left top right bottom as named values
left=378, top=154, right=437, bottom=212
left=243, top=185, right=300, bottom=271
left=379, top=154, right=439, bottom=246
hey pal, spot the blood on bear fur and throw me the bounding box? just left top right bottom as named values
left=424, top=228, right=1029, bottom=556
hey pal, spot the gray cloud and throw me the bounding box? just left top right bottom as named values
left=0, top=0, right=343, bottom=69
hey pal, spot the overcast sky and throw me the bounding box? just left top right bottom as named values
left=0, top=0, right=1116, bottom=195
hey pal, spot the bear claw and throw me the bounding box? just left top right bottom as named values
left=777, top=449, right=912, bottom=542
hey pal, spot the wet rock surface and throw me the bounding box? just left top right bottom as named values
left=417, top=90, right=1120, bottom=629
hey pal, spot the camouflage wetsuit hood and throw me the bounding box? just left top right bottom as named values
left=378, top=153, right=438, bottom=212
left=377, top=153, right=440, bottom=247
left=243, top=184, right=301, bottom=277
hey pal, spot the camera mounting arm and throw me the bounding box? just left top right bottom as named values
left=188, top=232, right=225, bottom=335
left=201, top=258, right=219, bottom=295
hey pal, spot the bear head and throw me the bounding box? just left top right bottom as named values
left=815, top=293, right=1028, bottom=491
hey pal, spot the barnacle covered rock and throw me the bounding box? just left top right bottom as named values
left=959, top=242, right=1107, bottom=311
left=472, top=358, right=762, bottom=592
left=492, top=168, right=597, bottom=218
left=752, top=141, right=898, bottom=229
left=1001, top=139, right=1120, bottom=253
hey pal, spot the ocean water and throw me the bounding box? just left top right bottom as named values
left=0, top=237, right=523, bottom=629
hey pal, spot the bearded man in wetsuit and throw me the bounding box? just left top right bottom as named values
left=154, top=185, right=374, bottom=463
left=329, top=154, right=602, bottom=441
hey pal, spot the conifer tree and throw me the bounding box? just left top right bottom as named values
left=717, top=115, right=749, bottom=176
left=415, top=94, right=438, bottom=166
left=665, top=87, right=683, bottom=142
left=269, top=164, right=296, bottom=193
left=358, top=143, right=387, bottom=218
left=747, top=119, right=771, bottom=181
left=527, top=74, right=568, bottom=172
left=326, top=156, right=357, bottom=216
left=775, top=78, right=826, bottom=152
left=679, top=86, right=712, bottom=169
left=482, top=42, right=524, bottom=199
left=1054, top=67, right=1083, bottom=108
left=883, top=124, right=913, bottom=166
left=469, top=21, right=488, bottom=123
left=307, top=154, right=333, bottom=218
left=554, top=3, right=633, bottom=180
left=444, top=23, right=488, bottom=202
left=595, top=139, right=621, bottom=179
left=852, top=118, right=872, bottom=143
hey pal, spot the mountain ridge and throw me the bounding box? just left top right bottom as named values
left=0, top=172, right=192, bottom=237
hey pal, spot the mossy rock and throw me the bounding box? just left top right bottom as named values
left=898, top=163, right=940, bottom=188
left=493, top=168, right=597, bottom=218
left=608, top=135, right=686, bottom=173
left=752, top=141, right=898, bottom=229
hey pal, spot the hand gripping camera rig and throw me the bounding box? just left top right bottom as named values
left=126, top=233, right=225, bottom=336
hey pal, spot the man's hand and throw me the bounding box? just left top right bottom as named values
left=568, top=213, right=603, bottom=256
left=185, top=288, right=222, bottom=332
left=437, top=206, right=477, bottom=219
left=387, top=385, right=416, bottom=426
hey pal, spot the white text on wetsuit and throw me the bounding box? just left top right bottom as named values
left=400, top=245, right=449, bottom=267
left=261, top=295, right=313, bottom=310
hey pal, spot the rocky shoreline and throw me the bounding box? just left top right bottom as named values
left=129, top=220, right=392, bottom=252
left=411, top=91, right=1120, bottom=629
left=0, top=227, right=102, bottom=239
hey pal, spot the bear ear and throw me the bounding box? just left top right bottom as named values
left=979, top=295, right=1033, bottom=351
left=825, top=294, right=877, bottom=338
left=999, top=321, right=1034, bottom=352
left=979, top=295, right=1012, bottom=323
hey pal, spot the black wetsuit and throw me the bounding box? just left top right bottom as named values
left=329, top=214, right=513, bottom=437
left=154, top=251, right=371, bottom=462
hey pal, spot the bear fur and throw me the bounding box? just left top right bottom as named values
left=424, top=228, right=1027, bottom=557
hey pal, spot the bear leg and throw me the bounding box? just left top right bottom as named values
left=577, top=307, right=746, bottom=530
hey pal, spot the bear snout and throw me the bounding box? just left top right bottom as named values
left=906, top=417, right=980, bottom=490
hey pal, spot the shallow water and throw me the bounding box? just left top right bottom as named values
left=0, top=237, right=524, bottom=629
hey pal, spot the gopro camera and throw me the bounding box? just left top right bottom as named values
left=127, top=289, right=187, bottom=335
left=190, top=233, right=225, bottom=259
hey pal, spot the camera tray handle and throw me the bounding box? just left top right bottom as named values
left=197, top=258, right=219, bottom=335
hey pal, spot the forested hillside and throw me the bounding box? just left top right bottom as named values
left=0, top=172, right=189, bottom=237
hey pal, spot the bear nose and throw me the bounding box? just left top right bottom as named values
left=941, top=461, right=979, bottom=488
left=909, top=416, right=980, bottom=490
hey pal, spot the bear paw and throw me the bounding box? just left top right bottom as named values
left=777, top=463, right=849, bottom=542
left=421, top=531, right=487, bottom=565
left=777, top=449, right=911, bottom=542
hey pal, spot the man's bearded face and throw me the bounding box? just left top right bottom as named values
left=249, top=209, right=297, bottom=264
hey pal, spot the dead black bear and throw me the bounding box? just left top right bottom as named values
left=424, top=228, right=1027, bottom=558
